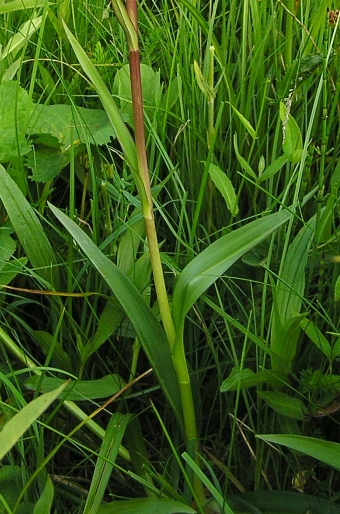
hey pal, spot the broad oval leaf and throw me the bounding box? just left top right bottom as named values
left=258, top=391, right=305, bottom=420
left=28, top=104, right=117, bottom=150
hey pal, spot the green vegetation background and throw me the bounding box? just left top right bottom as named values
left=0, top=0, right=340, bottom=513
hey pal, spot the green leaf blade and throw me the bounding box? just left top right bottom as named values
left=173, top=209, right=291, bottom=331
left=258, top=391, right=305, bottom=420
left=207, top=162, right=239, bottom=216
left=97, top=498, right=196, bottom=514
left=48, top=203, right=184, bottom=428
left=25, top=374, right=126, bottom=401
left=84, top=413, right=131, bottom=514
left=0, top=382, right=68, bottom=460
left=0, top=166, right=60, bottom=288
left=256, top=434, right=340, bottom=471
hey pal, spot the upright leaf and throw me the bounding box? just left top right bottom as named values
left=207, top=162, right=239, bottom=216
left=271, top=213, right=317, bottom=369
left=280, top=102, right=303, bottom=164
left=33, top=476, right=54, bottom=514
left=300, top=318, right=332, bottom=360
left=84, top=413, right=131, bottom=514
left=49, top=203, right=183, bottom=428
left=62, top=21, right=138, bottom=174
left=0, top=166, right=60, bottom=288
left=0, top=82, right=34, bottom=162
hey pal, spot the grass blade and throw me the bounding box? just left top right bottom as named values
left=0, top=165, right=60, bottom=288
left=182, top=452, right=234, bottom=514
left=0, top=382, right=68, bottom=460
left=84, top=413, right=131, bottom=514
left=61, top=21, right=138, bottom=175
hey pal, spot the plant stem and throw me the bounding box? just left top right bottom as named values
left=112, top=0, right=176, bottom=349
left=111, top=1, right=206, bottom=504
left=284, top=0, right=296, bottom=68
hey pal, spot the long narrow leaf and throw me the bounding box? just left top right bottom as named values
left=271, top=213, right=317, bottom=369
left=84, top=413, right=131, bottom=514
left=0, top=0, right=48, bottom=14
left=274, top=213, right=317, bottom=328
left=0, top=382, right=68, bottom=460
left=62, top=21, right=138, bottom=175
left=49, top=203, right=184, bottom=428
left=97, top=498, right=196, bottom=514
left=257, top=434, right=340, bottom=471
left=173, top=209, right=291, bottom=331
left=33, top=476, right=54, bottom=514
left=0, top=165, right=60, bottom=288
left=182, top=452, right=234, bottom=514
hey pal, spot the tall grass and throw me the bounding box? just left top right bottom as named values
left=0, top=0, right=340, bottom=512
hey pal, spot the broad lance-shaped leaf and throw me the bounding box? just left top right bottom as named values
left=172, top=209, right=292, bottom=331
left=97, top=498, right=196, bottom=514
left=0, top=165, right=60, bottom=288
left=49, top=203, right=184, bottom=429
left=0, top=0, right=47, bottom=14
left=271, top=212, right=318, bottom=370
left=280, top=102, right=303, bottom=164
left=256, top=434, right=340, bottom=472
left=33, top=476, right=54, bottom=514
left=25, top=374, right=126, bottom=401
